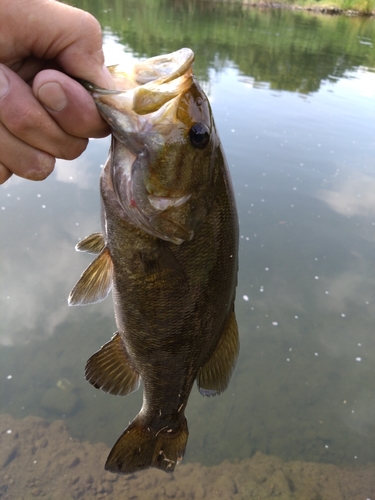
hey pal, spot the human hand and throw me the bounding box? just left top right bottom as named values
left=0, top=0, right=114, bottom=184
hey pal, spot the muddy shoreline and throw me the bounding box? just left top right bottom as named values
left=1, top=413, right=374, bottom=500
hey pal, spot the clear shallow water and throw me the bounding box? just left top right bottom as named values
left=1, top=1, right=375, bottom=471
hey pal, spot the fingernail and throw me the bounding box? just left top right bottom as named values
left=38, top=82, right=68, bottom=112
left=0, top=66, right=10, bottom=98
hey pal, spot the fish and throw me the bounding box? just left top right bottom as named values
left=68, top=48, right=239, bottom=474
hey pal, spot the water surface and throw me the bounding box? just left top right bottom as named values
left=1, top=0, right=375, bottom=472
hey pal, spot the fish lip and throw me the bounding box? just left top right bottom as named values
left=133, top=48, right=194, bottom=86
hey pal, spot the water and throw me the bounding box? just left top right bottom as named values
left=1, top=0, right=375, bottom=480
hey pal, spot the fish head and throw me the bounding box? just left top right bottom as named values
left=84, top=49, right=219, bottom=245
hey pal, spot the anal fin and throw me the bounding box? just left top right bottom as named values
left=76, top=232, right=105, bottom=254
left=68, top=247, right=113, bottom=306
left=85, top=332, right=140, bottom=396
left=197, top=309, right=239, bottom=397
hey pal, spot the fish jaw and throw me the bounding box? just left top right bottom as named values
left=83, top=49, right=215, bottom=245
left=87, top=48, right=195, bottom=153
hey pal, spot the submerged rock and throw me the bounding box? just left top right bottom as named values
left=40, top=380, right=78, bottom=416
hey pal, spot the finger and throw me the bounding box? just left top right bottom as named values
left=0, top=64, right=88, bottom=162
left=49, top=8, right=115, bottom=88
left=8, top=0, right=114, bottom=89
left=0, top=162, right=13, bottom=185
left=33, top=70, right=110, bottom=138
left=0, top=121, right=55, bottom=181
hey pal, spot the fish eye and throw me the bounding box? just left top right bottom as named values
left=189, top=123, right=210, bottom=149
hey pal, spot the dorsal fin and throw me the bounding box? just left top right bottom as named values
left=68, top=247, right=113, bottom=306
left=85, top=332, right=140, bottom=396
left=197, top=309, right=239, bottom=397
left=76, top=232, right=105, bottom=254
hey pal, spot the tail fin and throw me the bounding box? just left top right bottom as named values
left=105, top=416, right=188, bottom=474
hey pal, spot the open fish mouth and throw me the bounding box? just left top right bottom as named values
left=80, top=48, right=194, bottom=116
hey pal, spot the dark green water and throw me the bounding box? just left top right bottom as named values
left=1, top=0, right=375, bottom=469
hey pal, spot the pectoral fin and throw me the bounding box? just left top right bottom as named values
left=197, top=309, right=239, bottom=397
left=139, top=241, right=188, bottom=294
left=85, top=332, right=140, bottom=396
left=76, top=232, right=105, bottom=254
left=68, top=247, right=113, bottom=306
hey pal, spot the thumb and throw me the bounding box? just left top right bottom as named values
left=52, top=8, right=115, bottom=89
left=14, top=0, right=114, bottom=89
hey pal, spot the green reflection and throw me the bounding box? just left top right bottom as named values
left=71, top=0, right=375, bottom=93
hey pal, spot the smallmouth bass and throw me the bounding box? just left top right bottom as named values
left=69, top=48, right=239, bottom=474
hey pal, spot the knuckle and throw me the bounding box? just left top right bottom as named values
left=7, top=106, right=43, bottom=136
left=79, top=12, right=103, bottom=54
left=82, top=11, right=102, bottom=38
